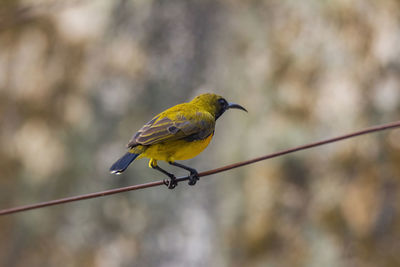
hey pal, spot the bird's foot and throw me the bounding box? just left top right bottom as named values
left=166, top=161, right=200, bottom=186
left=163, top=176, right=178, bottom=189
left=188, top=170, right=199, bottom=186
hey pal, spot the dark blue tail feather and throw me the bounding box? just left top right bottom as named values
left=110, top=152, right=139, bottom=174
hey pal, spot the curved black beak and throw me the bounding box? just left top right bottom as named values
left=227, top=102, right=247, bottom=112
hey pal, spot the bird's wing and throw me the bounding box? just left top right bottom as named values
left=127, top=109, right=215, bottom=147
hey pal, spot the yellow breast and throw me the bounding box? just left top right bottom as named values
left=141, top=134, right=214, bottom=162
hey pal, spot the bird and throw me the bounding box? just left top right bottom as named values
left=109, top=93, right=247, bottom=189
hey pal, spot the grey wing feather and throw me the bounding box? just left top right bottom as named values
left=127, top=112, right=214, bottom=147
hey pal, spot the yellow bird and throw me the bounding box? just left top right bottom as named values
left=110, top=93, right=247, bottom=188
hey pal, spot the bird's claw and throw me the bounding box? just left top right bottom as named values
left=188, top=171, right=199, bottom=186
left=163, top=178, right=178, bottom=189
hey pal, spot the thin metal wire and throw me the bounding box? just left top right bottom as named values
left=1, top=120, right=400, bottom=216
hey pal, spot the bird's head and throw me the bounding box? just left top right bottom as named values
left=191, top=93, right=247, bottom=120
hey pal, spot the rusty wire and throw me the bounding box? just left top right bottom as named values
left=1, top=120, right=400, bottom=216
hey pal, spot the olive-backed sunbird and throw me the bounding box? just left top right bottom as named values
left=109, top=93, right=247, bottom=188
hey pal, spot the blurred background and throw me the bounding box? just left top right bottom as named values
left=1, top=0, right=400, bottom=266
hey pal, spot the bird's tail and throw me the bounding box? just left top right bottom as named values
left=110, top=152, right=140, bottom=174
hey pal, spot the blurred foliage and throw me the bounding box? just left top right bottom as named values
left=1, top=0, right=400, bottom=266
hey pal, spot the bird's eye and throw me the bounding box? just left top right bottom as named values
left=218, top=98, right=228, bottom=107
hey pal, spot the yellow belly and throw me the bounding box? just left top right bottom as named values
left=140, top=134, right=213, bottom=163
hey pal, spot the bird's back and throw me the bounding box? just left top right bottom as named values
left=127, top=101, right=216, bottom=160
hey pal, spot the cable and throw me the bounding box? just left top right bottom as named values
left=1, top=120, right=400, bottom=216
